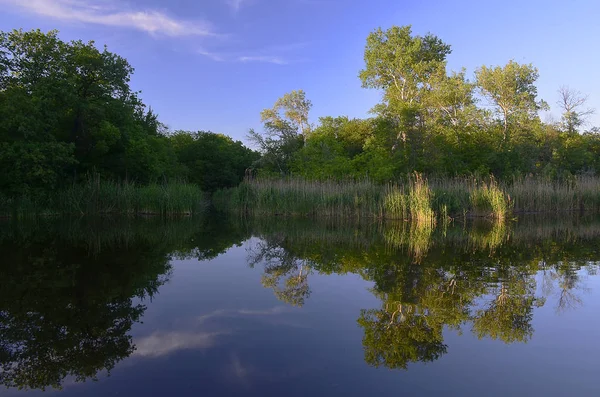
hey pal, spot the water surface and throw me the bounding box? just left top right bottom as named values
left=1, top=215, right=599, bottom=396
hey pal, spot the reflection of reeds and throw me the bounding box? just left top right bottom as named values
left=468, top=219, right=509, bottom=252
left=246, top=213, right=600, bottom=265
left=384, top=221, right=434, bottom=262
left=0, top=216, right=202, bottom=256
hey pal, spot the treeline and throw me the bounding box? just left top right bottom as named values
left=2, top=26, right=599, bottom=209
left=249, top=26, right=599, bottom=181
left=0, top=29, right=258, bottom=200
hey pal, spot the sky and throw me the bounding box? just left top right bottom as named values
left=0, top=0, right=599, bottom=143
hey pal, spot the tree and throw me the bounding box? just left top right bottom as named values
left=358, top=25, right=453, bottom=171
left=248, top=90, right=312, bottom=175
left=557, top=86, right=595, bottom=133
left=0, top=29, right=171, bottom=193
left=171, top=131, right=259, bottom=191
left=359, top=25, right=451, bottom=106
left=475, top=61, right=545, bottom=141
left=422, top=68, right=480, bottom=129
left=260, top=90, right=312, bottom=136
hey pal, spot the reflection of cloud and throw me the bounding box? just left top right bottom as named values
left=197, top=306, right=291, bottom=324
left=230, top=353, right=250, bottom=383
left=133, top=306, right=292, bottom=358
left=0, top=0, right=217, bottom=37
left=133, top=331, right=227, bottom=357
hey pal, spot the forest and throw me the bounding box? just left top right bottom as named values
left=1, top=27, right=599, bottom=216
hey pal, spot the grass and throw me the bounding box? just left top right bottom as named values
left=0, top=177, right=206, bottom=218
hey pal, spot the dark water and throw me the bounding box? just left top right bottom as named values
left=1, top=215, right=600, bottom=396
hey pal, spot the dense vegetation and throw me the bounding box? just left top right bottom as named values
left=248, top=26, right=599, bottom=181
left=1, top=26, right=599, bottom=217
left=0, top=29, right=257, bottom=215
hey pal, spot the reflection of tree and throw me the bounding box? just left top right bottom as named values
left=248, top=239, right=312, bottom=307
left=471, top=278, right=542, bottom=343
left=542, top=261, right=590, bottom=313
left=0, top=222, right=175, bottom=390
left=358, top=301, right=447, bottom=369
left=247, top=217, right=600, bottom=370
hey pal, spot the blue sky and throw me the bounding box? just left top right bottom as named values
left=1, top=0, right=599, bottom=143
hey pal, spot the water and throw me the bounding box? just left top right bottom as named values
left=1, top=215, right=600, bottom=396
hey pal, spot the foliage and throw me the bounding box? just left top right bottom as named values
left=171, top=131, right=259, bottom=192
left=0, top=29, right=257, bottom=202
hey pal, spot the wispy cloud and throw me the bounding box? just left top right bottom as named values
left=196, top=42, right=310, bottom=65
left=197, top=47, right=226, bottom=62
left=226, top=0, right=249, bottom=13
left=0, top=0, right=218, bottom=37
left=238, top=55, right=288, bottom=65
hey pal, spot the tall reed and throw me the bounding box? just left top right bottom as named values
left=470, top=178, right=512, bottom=219
left=214, top=175, right=600, bottom=220
left=0, top=177, right=205, bottom=218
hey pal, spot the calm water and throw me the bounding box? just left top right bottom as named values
left=1, top=215, right=600, bottom=396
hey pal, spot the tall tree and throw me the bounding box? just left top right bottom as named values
left=557, top=86, right=595, bottom=134
left=359, top=25, right=451, bottom=106
left=248, top=90, right=311, bottom=175
left=358, top=25, right=452, bottom=171
left=475, top=61, right=545, bottom=141
left=260, top=90, right=312, bottom=136
left=422, top=68, right=480, bottom=129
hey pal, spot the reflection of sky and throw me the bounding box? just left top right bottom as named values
left=6, top=243, right=600, bottom=397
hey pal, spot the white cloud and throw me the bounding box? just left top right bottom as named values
left=196, top=49, right=295, bottom=65
left=133, top=331, right=227, bottom=357
left=238, top=55, right=288, bottom=65
left=0, top=0, right=217, bottom=37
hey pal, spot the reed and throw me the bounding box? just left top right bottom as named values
left=0, top=177, right=205, bottom=218
left=215, top=175, right=600, bottom=220
left=509, top=175, right=600, bottom=214
left=469, top=178, right=512, bottom=219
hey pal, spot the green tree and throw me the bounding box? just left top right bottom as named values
left=0, top=29, right=171, bottom=193
left=359, top=25, right=451, bottom=106
left=260, top=90, right=312, bottom=136
left=475, top=61, right=545, bottom=142
left=249, top=91, right=311, bottom=175
left=171, top=131, right=259, bottom=191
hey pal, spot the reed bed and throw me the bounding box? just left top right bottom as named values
left=215, top=175, right=600, bottom=220
left=0, top=177, right=205, bottom=218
